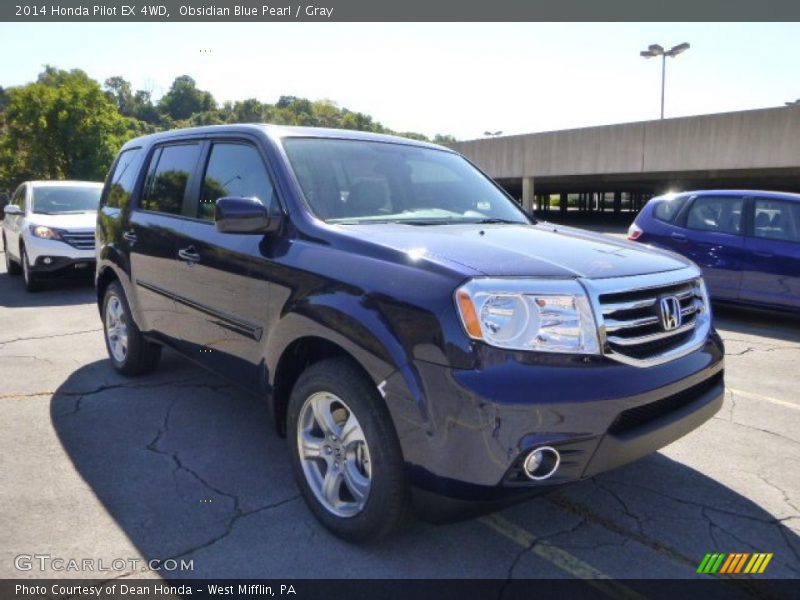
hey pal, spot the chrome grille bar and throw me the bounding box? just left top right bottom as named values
left=580, top=267, right=711, bottom=368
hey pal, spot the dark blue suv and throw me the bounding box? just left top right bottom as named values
left=96, top=125, right=724, bottom=541
left=629, top=190, right=800, bottom=312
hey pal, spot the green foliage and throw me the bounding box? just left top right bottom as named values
left=158, top=75, right=216, bottom=121
left=0, top=68, right=457, bottom=193
left=0, top=67, right=130, bottom=189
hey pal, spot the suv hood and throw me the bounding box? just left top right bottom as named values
left=339, top=222, right=692, bottom=279
left=28, top=212, right=97, bottom=231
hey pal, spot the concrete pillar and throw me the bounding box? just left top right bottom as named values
left=522, top=176, right=535, bottom=215
left=560, top=193, right=568, bottom=213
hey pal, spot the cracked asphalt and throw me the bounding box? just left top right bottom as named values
left=0, top=234, right=798, bottom=591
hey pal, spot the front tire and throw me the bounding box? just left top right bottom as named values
left=3, top=234, right=21, bottom=275
left=102, top=280, right=161, bottom=376
left=287, top=358, right=409, bottom=542
left=21, top=247, right=42, bottom=292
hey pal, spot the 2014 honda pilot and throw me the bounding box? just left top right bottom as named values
left=96, top=125, right=725, bottom=541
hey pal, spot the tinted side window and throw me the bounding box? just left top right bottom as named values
left=198, top=143, right=275, bottom=221
left=753, top=199, right=800, bottom=243
left=141, top=143, right=202, bottom=215
left=686, top=196, right=742, bottom=234
left=653, top=195, right=689, bottom=223
left=105, top=148, right=142, bottom=209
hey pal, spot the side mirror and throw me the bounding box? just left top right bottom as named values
left=214, top=197, right=281, bottom=234
left=3, top=204, right=22, bottom=216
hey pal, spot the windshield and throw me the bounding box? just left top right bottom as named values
left=32, top=186, right=101, bottom=215
left=282, top=138, right=529, bottom=225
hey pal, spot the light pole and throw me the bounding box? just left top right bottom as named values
left=640, top=42, right=690, bottom=119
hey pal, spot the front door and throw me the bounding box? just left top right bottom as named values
left=169, top=140, right=279, bottom=387
left=681, top=194, right=746, bottom=302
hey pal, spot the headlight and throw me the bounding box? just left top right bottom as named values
left=29, top=225, right=61, bottom=240
left=455, top=278, right=600, bottom=354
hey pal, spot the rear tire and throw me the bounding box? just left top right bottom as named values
left=3, top=234, right=21, bottom=275
left=21, top=247, right=42, bottom=292
left=287, top=358, right=409, bottom=543
left=102, top=280, right=161, bottom=376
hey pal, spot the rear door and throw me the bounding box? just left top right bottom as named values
left=740, top=197, right=800, bottom=310
left=680, top=194, right=746, bottom=302
left=168, top=139, right=279, bottom=386
left=127, top=141, right=204, bottom=340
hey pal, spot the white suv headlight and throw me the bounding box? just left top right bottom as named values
left=455, top=278, right=600, bottom=354
left=29, top=225, right=61, bottom=240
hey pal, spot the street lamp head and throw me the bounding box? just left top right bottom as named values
left=648, top=44, right=665, bottom=55
left=640, top=50, right=656, bottom=58
left=666, top=42, right=691, bottom=57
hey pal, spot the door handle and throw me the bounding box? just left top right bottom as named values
left=670, top=232, right=688, bottom=242
left=178, top=246, right=201, bottom=263
left=753, top=250, right=774, bottom=258
left=122, top=231, right=137, bottom=243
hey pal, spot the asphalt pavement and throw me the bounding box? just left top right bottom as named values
left=0, top=233, right=798, bottom=593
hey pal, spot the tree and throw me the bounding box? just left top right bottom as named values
left=158, top=75, right=216, bottom=121
left=104, top=76, right=135, bottom=116
left=0, top=67, right=129, bottom=186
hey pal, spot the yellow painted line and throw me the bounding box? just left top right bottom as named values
left=480, top=514, right=646, bottom=600
left=728, top=387, right=800, bottom=411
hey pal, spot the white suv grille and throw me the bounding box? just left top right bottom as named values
left=60, top=230, right=95, bottom=250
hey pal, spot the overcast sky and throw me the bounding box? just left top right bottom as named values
left=1, top=22, right=798, bottom=140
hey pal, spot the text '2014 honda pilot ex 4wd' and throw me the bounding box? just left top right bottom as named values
left=96, top=125, right=724, bottom=541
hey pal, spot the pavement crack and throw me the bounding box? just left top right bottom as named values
left=144, top=397, right=301, bottom=563
left=716, top=417, right=800, bottom=446
left=757, top=474, right=800, bottom=519
left=165, top=495, right=301, bottom=563
left=0, top=328, right=102, bottom=348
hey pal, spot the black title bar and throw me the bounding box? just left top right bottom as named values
left=3, top=0, right=800, bottom=22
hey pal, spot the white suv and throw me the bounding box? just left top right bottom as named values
left=2, top=180, right=102, bottom=292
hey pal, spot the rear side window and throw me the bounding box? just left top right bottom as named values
left=198, top=143, right=275, bottom=221
left=141, top=143, right=202, bottom=215
left=753, top=199, right=800, bottom=243
left=686, top=196, right=742, bottom=235
left=105, top=148, right=142, bottom=209
left=652, top=195, right=688, bottom=223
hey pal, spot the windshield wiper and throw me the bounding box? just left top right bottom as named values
left=470, top=218, right=526, bottom=225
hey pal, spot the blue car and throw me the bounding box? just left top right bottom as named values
left=629, top=190, right=800, bottom=312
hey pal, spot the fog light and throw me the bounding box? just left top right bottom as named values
left=522, top=446, right=560, bottom=481
left=43, top=257, right=53, bottom=265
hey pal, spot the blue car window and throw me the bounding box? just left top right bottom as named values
left=686, top=196, right=742, bottom=235
left=753, top=199, right=800, bottom=243
left=653, top=195, right=689, bottom=223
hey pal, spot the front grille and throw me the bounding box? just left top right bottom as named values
left=608, top=371, right=723, bottom=435
left=595, top=276, right=708, bottom=366
left=60, top=230, right=95, bottom=250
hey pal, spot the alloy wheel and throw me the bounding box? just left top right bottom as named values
left=296, top=392, right=372, bottom=518
left=105, top=295, right=129, bottom=363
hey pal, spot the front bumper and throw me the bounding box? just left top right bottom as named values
left=382, top=332, right=724, bottom=509
left=24, top=234, right=95, bottom=276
